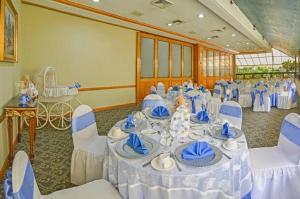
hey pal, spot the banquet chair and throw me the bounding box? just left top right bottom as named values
left=142, top=94, right=165, bottom=110
left=71, top=105, right=107, bottom=185
left=223, top=88, right=232, bottom=102
left=150, top=86, right=157, bottom=94
left=238, top=87, right=252, bottom=108
left=213, top=84, right=222, bottom=98
left=219, top=101, right=242, bottom=129
left=3, top=151, right=121, bottom=199
left=277, top=82, right=297, bottom=109
left=249, top=113, right=300, bottom=199
left=207, top=97, right=222, bottom=118
left=253, top=86, right=271, bottom=112
left=157, top=82, right=165, bottom=97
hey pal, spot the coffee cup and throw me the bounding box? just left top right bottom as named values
left=158, top=153, right=171, bottom=169
left=111, top=127, right=124, bottom=137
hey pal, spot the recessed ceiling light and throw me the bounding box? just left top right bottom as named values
left=198, top=13, right=204, bottom=18
left=231, top=33, right=236, bottom=37
left=246, top=42, right=249, bottom=45
left=93, top=0, right=100, bottom=2
left=207, top=37, right=211, bottom=40
left=226, top=44, right=230, bottom=47
left=167, top=23, right=172, bottom=27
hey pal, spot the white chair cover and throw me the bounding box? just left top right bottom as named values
left=141, top=94, right=165, bottom=110
left=253, top=86, right=271, bottom=112
left=207, top=97, right=222, bottom=118
left=213, top=84, right=222, bottom=98
left=219, top=101, right=242, bottom=129
left=71, top=105, right=107, bottom=185
left=5, top=151, right=121, bottom=199
left=150, top=86, right=157, bottom=94
left=157, top=82, right=165, bottom=97
left=223, top=88, right=232, bottom=102
left=250, top=113, right=300, bottom=199
left=277, top=82, right=297, bottom=109
left=238, top=87, right=252, bottom=108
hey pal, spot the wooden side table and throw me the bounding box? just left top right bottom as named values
left=4, top=97, right=37, bottom=163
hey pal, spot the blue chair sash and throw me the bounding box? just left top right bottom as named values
left=72, top=111, right=96, bottom=133
left=290, top=88, right=297, bottom=103
left=269, top=93, right=279, bottom=107
left=255, top=90, right=267, bottom=106
left=281, top=120, right=300, bottom=147
left=4, top=162, right=35, bottom=199
left=186, top=95, right=201, bottom=114
left=232, top=88, right=239, bottom=100
left=219, top=105, right=242, bottom=118
left=214, top=89, right=221, bottom=95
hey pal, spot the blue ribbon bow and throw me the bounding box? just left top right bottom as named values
left=256, top=89, right=267, bottom=106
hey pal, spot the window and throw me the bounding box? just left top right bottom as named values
left=141, top=37, right=154, bottom=78
left=158, top=40, right=169, bottom=78
left=172, top=44, right=182, bottom=77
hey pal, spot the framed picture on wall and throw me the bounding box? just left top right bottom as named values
left=0, top=0, right=18, bottom=62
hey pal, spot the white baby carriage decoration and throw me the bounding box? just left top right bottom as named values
left=24, top=66, right=81, bottom=130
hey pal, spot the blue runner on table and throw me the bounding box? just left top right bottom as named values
left=181, top=141, right=215, bottom=160
left=152, top=106, right=170, bottom=117
left=125, top=114, right=135, bottom=129
left=221, top=122, right=234, bottom=138
left=127, top=133, right=148, bottom=155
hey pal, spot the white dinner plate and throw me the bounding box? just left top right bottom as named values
left=222, top=143, right=241, bottom=151
left=108, top=131, right=128, bottom=140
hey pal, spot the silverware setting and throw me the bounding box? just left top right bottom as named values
left=142, top=152, right=163, bottom=167
left=170, top=152, right=182, bottom=172
left=221, top=151, right=232, bottom=159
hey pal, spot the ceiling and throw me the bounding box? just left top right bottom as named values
left=69, top=0, right=265, bottom=52
left=235, top=0, right=300, bottom=56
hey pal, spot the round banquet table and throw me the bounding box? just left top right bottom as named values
left=103, top=118, right=252, bottom=199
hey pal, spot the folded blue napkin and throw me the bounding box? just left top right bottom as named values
left=196, top=105, right=209, bottom=122
left=126, top=133, right=148, bottom=155
left=125, top=114, right=135, bottom=129
left=185, top=87, right=194, bottom=92
left=152, top=106, right=170, bottom=117
left=221, top=122, right=234, bottom=138
left=181, top=141, right=215, bottom=160
left=173, top=86, right=180, bottom=91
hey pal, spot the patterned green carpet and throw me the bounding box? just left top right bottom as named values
left=0, top=106, right=299, bottom=198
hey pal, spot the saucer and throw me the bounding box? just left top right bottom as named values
left=141, top=129, right=157, bottom=135
left=108, top=130, right=128, bottom=140
left=151, top=156, right=175, bottom=171
left=188, top=131, right=204, bottom=140
left=222, top=143, right=240, bottom=151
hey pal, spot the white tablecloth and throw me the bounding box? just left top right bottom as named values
left=103, top=120, right=252, bottom=199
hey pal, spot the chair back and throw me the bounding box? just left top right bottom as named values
left=3, top=151, right=42, bottom=199
left=150, top=86, right=157, bottom=94
left=72, top=105, right=98, bottom=148
left=142, top=94, right=165, bottom=110
left=213, top=84, right=221, bottom=98
left=157, top=82, right=165, bottom=97
left=219, top=101, right=242, bottom=129
left=278, top=113, right=300, bottom=164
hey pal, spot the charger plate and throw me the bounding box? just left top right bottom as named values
left=175, top=142, right=222, bottom=167
left=210, top=126, right=243, bottom=140
left=115, top=136, right=159, bottom=159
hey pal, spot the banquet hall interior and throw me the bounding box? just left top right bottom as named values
left=0, top=0, right=300, bottom=198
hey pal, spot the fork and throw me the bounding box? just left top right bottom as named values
left=170, top=152, right=182, bottom=172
